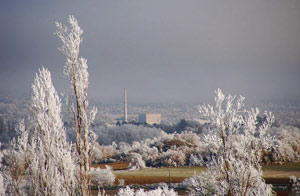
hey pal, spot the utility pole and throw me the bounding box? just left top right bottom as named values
left=169, top=168, right=171, bottom=186
left=124, top=88, right=128, bottom=123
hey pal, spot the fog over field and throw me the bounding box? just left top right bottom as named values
left=1, top=0, right=300, bottom=104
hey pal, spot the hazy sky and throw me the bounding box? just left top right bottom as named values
left=1, top=0, right=300, bottom=104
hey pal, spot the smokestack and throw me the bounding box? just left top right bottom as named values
left=124, top=88, right=128, bottom=122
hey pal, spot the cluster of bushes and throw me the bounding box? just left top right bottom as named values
left=90, top=131, right=200, bottom=167
left=120, top=119, right=206, bottom=135
left=94, top=124, right=163, bottom=145
left=90, top=124, right=300, bottom=168
left=265, top=125, right=300, bottom=163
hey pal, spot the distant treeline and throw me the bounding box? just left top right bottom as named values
left=119, top=119, right=205, bottom=134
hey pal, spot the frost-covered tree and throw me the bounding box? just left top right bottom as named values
left=184, top=89, right=275, bottom=196
left=28, top=68, right=77, bottom=196
left=0, top=147, right=5, bottom=196
left=113, top=131, right=204, bottom=167
left=95, top=124, right=163, bottom=145
left=2, top=16, right=102, bottom=196
left=90, top=166, right=115, bottom=186
left=2, top=120, right=31, bottom=195
left=97, top=186, right=177, bottom=196
left=128, top=152, right=146, bottom=170
left=267, top=126, right=300, bottom=163
left=0, top=175, right=3, bottom=196
left=2, top=68, right=77, bottom=196
left=289, top=176, right=300, bottom=195
left=90, top=142, right=117, bottom=163
left=55, top=15, right=97, bottom=196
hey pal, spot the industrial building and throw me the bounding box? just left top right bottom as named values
left=123, top=88, right=161, bottom=125
left=138, top=114, right=161, bottom=125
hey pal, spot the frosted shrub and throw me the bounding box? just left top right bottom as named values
left=97, top=189, right=109, bottom=196
left=116, top=131, right=203, bottom=167
left=289, top=176, right=300, bottom=196
left=272, top=128, right=300, bottom=162
left=154, top=149, right=186, bottom=167
left=184, top=89, right=275, bottom=196
left=0, top=175, right=3, bottom=196
left=117, top=186, right=177, bottom=196
left=91, top=142, right=117, bottom=163
left=119, top=142, right=132, bottom=154
left=117, top=186, right=135, bottom=196
left=128, top=153, right=146, bottom=170
left=130, top=141, right=159, bottom=163
left=175, top=131, right=201, bottom=146
left=90, top=166, right=115, bottom=186
left=0, top=151, right=5, bottom=196
left=2, top=120, right=31, bottom=195
left=150, top=131, right=202, bottom=167
left=95, top=124, right=163, bottom=145
left=189, top=154, right=204, bottom=166
left=185, top=155, right=273, bottom=196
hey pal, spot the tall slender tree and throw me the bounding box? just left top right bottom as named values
left=1, top=16, right=97, bottom=196
left=55, top=16, right=97, bottom=196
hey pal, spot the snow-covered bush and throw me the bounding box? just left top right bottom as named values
left=128, top=152, right=146, bottom=170
left=189, top=154, right=204, bottom=166
left=267, top=126, right=300, bottom=163
left=2, top=120, right=32, bottom=195
left=90, top=166, right=115, bottom=186
left=185, top=155, right=273, bottom=196
left=184, top=89, right=275, bottom=196
left=95, top=124, right=163, bottom=145
left=112, top=131, right=205, bottom=167
left=0, top=174, right=3, bottom=196
left=112, top=131, right=199, bottom=167
left=153, top=149, right=186, bottom=167
left=289, top=176, right=300, bottom=196
left=117, top=186, right=177, bottom=196
left=91, top=142, right=117, bottom=163
left=0, top=150, right=6, bottom=196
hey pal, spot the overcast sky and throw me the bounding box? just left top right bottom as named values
left=1, top=0, right=300, bottom=104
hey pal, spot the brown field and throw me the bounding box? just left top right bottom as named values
left=92, top=161, right=300, bottom=185
left=116, top=175, right=185, bottom=185
left=91, top=162, right=300, bottom=196
left=91, top=162, right=129, bottom=170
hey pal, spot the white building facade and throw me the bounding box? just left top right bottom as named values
left=138, top=114, right=161, bottom=125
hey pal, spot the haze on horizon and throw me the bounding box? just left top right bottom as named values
left=1, top=0, right=300, bottom=104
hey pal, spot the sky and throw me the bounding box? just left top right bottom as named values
left=1, top=0, right=300, bottom=104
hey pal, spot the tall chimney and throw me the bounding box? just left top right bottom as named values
left=124, top=88, right=128, bottom=122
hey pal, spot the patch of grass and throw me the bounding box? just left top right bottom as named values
left=92, top=162, right=300, bottom=185
left=114, top=167, right=205, bottom=185
left=115, top=167, right=205, bottom=178
left=262, top=162, right=300, bottom=184
left=263, top=161, right=300, bottom=171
